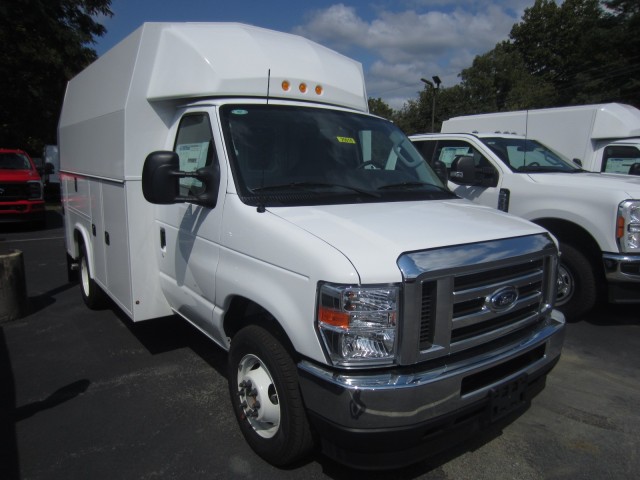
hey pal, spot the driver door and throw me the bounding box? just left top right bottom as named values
left=155, top=108, right=227, bottom=343
left=432, top=139, right=503, bottom=209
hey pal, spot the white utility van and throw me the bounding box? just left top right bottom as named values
left=441, top=103, right=640, bottom=175
left=411, top=132, right=640, bottom=320
left=59, top=23, right=565, bottom=469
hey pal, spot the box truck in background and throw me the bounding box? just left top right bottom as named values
left=59, top=23, right=564, bottom=469
left=441, top=103, right=640, bottom=175
left=411, top=131, right=640, bottom=320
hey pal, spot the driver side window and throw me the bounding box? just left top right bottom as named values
left=602, top=145, right=640, bottom=174
left=434, top=140, right=497, bottom=184
left=174, top=114, right=217, bottom=197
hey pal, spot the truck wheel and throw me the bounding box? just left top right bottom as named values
left=556, top=242, right=597, bottom=320
left=228, top=325, right=314, bottom=466
left=79, top=244, right=107, bottom=309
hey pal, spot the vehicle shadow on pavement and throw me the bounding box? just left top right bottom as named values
left=114, top=307, right=229, bottom=380
left=25, top=282, right=78, bottom=316
left=315, top=410, right=520, bottom=478
left=581, top=303, right=639, bottom=326
left=316, top=407, right=526, bottom=478
left=0, top=329, right=91, bottom=480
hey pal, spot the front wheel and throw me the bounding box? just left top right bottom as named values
left=228, top=325, right=314, bottom=466
left=555, top=242, right=598, bottom=320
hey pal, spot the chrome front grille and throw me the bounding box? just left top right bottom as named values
left=398, top=234, right=557, bottom=365
left=449, top=258, right=544, bottom=351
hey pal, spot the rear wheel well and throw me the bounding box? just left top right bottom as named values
left=223, top=297, right=298, bottom=359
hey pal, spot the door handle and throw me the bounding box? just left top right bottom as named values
left=160, top=227, right=166, bottom=249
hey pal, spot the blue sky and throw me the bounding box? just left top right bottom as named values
left=95, top=0, right=534, bottom=108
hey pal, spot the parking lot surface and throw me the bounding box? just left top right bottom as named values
left=1, top=208, right=639, bottom=479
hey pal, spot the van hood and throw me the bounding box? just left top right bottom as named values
left=269, top=199, right=548, bottom=283
left=528, top=171, right=640, bottom=197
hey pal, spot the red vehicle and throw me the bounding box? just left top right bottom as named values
left=0, top=148, right=45, bottom=225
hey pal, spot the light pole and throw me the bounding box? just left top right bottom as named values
left=420, top=76, right=442, bottom=132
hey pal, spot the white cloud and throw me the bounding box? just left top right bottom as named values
left=293, top=1, right=530, bottom=109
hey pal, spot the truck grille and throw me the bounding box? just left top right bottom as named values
left=398, top=234, right=557, bottom=364
left=0, top=182, right=32, bottom=201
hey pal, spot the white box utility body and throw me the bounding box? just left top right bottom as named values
left=441, top=103, right=640, bottom=175
left=59, top=23, right=564, bottom=469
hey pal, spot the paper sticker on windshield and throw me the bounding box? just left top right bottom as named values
left=231, top=109, right=249, bottom=115
left=337, top=136, right=356, bottom=144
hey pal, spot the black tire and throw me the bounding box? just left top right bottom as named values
left=228, top=325, right=315, bottom=467
left=79, top=243, right=107, bottom=310
left=555, top=242, right=598, bottom=320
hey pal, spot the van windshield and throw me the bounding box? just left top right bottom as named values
left=220, top=104, right=453, bottom=207
left=480, top=137, right=581, bottom=173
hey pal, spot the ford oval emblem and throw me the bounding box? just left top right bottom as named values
left=486, top=286, right=519, bottom=312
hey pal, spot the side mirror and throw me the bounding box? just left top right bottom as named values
left=142, top=151, right=219, bottom=208
left=449, top=155, right=478, bottom=185
left=629, top=163, right=640, bottom=176
left=572, top=158, right=583, bottom=167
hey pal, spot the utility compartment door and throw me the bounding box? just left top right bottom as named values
left=89, top=179, right=107, bottom=286
left=102, top=180, right=133, bottom=315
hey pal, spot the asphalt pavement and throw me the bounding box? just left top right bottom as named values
left=1, top=207, right=639, bottom=479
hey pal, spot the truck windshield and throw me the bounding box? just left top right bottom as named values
left=481, top=137, right=582, bottom=173
left=0, top=152, right=31, bottom=170
left=220, top=104, right=453, bottom=207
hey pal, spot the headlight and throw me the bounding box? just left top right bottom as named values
left=617, top=200, right=640, bottom=252
left=317, top=283, right=399, bottom=367
left=27, top=181, right=42, bottom=200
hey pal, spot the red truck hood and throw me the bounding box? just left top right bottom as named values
left=0, top=169, right=41, bottom=181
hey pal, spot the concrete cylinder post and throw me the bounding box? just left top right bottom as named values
left=0, top=249, right=27, bottom=323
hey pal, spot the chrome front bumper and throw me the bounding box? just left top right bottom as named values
left=298, top=310, right=565, bottom=432
left=603, top=252, right=640, bottom=282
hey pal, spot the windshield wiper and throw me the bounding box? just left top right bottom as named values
left=377, top=181, right=451, bottom=194
left=251, top=181, right=380, bottom=197
left=517, top=166, right=578, bottom=173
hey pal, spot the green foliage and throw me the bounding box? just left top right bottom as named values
left=368, top=97, right=394, bottom=120
left=395, top=0, right=640, bottom=134
left=511, top=0, right=612, bottom=105
left=0, top=0, right=112, bottom=154
left=459, top=41, right=557, bottom=113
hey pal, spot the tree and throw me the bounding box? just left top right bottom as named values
left=599, top=0, right=640, bottom=105
left=368, top=97, right=394, bottom=120
left=509, top=0, right=634, bottom=106
left=459, top=41, right=557, bottom=113
left=0, top=0, right=112, bottom=154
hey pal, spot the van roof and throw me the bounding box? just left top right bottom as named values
left=66, top=22, right=368, bottom=117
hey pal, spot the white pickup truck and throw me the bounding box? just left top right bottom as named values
left=59, top=23, right=565, bottom=469
left=441, top=103, right=640, bottom=175
left=411, top=132, right=640, bottom=319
